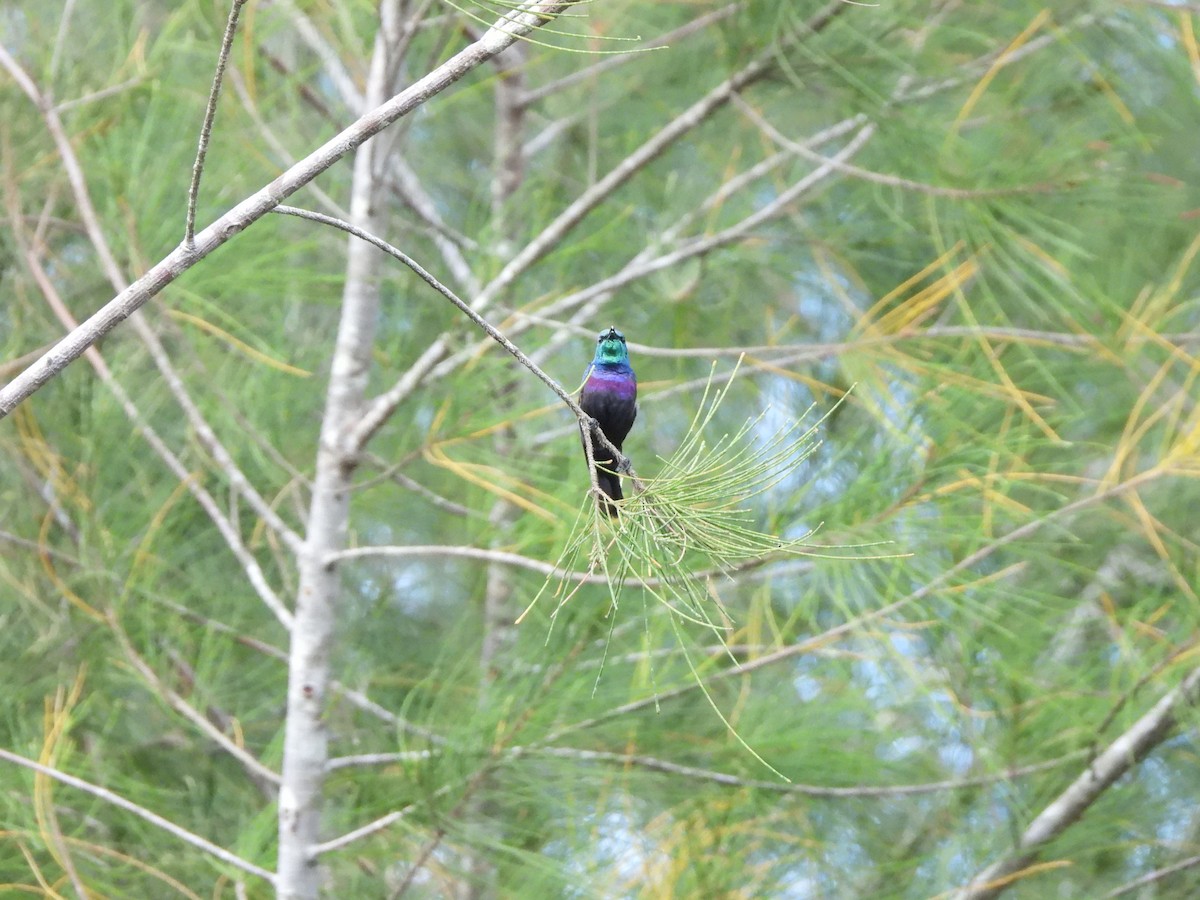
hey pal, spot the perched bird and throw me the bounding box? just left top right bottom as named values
left=579, top=326, right=638, bottom=516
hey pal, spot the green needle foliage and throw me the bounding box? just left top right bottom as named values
left=526, top=368, right=892, bottom=780
left=4, top=1, right=1200, bottom=897
left=528, top=363, right=852, bottom=635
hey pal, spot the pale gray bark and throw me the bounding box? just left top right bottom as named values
left=274, top=5, right=395, bottom=894
left=267, top=5, right=577, bottom=898
left=0, top=748, right=275, bottom=884
left=954, top=665, right=1200, bottom=899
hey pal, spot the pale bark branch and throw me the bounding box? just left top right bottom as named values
left=113, top=619, right=281, bottom=792
left=269, top=0, right=364, bottom=110
left=48, top=0, right=79, bottom=88
left=52, top=75, right=145, bottom=113
left=532, top=747, right=1087, bottom=798
left=8, top=212, right=294, bottom=629
left=310, top=809, right=412, bottom=857
left=1103, top=852, right=1200, bottom=898
left=324, top=744, right=1084, bottom=798
left=326, top=751, right=436, bottom=772
left=387, top=155, right=481, bottom=294
left=0, top=0, right=579, bottom=418
left=275, top=10, right=398, bottom=888
left=328, top=543, right=814, bottom=588
left=228, top=65, right=350, bottom=220
left=358, top=453, right=476, bottom=517
left=954, top=664, right=1200, bottom=899
left=0, top=748, right=276, bottom=884
left=272, top=205, right=633, bottom=477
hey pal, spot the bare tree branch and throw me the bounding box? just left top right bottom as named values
left=228, top=65, right=350, bottom=221
left=328, top=542, right=814, bottom=588
left=112, top=617, right=281, bottom=793
left=269, top=0, right=365, bottom=111
left=274, top=9, right=398, bottom=888
left=1103, top=852, right=1200, bottom=898
left=326, top=751, right=436, bottom=772
left=310, top=809, right=413, bottom=857
left=954, top=664, right=1200, bottom=899
left=0, top=0, right=580, bottom=418
left=8, top=210, right=294, bottom=629
left=532, top=747, right=1087, bottom=798
left=272, top=205, right=633, bottom=477
left=0, top=748, right=276, bottom=884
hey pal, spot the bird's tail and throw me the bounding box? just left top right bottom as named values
left=595, top=467, right=622, bottom=517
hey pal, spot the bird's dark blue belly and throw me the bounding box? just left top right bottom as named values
left=580, top=387, right=637, bottom=449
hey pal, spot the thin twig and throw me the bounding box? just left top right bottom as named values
left=0, top=748, right=276, bottom=884
left=0, top=343, right=56, bottom=380
left=731, top=93, right=1058, bottom=199
left=187, top=0, right=248, bottom=246
left=270, top=0, right=364, bottom=110
left=271, top=205, right=632, bottom=476
left=310, top=809, right=412, bottom=857
left=111, top=615, right=281, bottom=791
left=52, top=76, right=145, bottom=113
left=326, top=750, right=435, bottom=771
left=1103, top=852, right=1200, bottom=898
left=532, top=747, right=1087, bottom=798
left=358, top=452, right=475, bottom=516
left=324, top=742, right=1083, bottom=798
left=227, top=65, right=349, bottom=221
left=48, top=0, right=79, bottom=88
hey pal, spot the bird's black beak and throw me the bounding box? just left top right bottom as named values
left=599, top=326, right=625, bottom=343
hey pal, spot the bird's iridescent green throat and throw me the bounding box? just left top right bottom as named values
left=593, top=326, right=629, bottom=366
